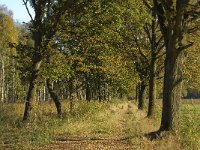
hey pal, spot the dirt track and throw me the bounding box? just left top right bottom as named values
left=41, top=101, right=156, bottom=150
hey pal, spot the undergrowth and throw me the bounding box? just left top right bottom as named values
left=180, top=103, right=200, bottom=149
left=0, top=100, right=120, bottom=149
left=0, top=99, right=200, bottom=149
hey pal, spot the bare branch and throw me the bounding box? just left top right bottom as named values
left=155, top=43, right=165, bottom=55
left=188, top=25, right=200, bottom=33
left=143, top=23, right=152, bottom=44
left=133, top=36, right=149, bottom=66
left=155, top=35, right=163, bottom=48
left=155, top=51, right=166, bottom=59
left=142, top=0, right=153, bottom=10
left=178, top=42, right=194, bottom=53
left=22, top=0, right=34, bottom=23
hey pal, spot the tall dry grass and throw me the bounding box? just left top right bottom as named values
left=0, top=99, right=199, bottom=149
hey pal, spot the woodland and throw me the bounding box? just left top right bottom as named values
left=0, top=0, right=200, bottom=149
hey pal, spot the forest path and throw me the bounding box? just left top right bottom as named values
left=41, top=100, right=158, bottom=150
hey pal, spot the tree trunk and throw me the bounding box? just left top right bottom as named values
left=138, top=81, right=147, bottom=110
left=37, top=88, right=41, bottom=102
left=147, top=52, right=157, bottom=117
left=159, top=51, right=183, bottom=132
left=135, top=84, right=139, bottom=102
left=69, top=79, right=75, bottom=112
left=12, top=56, right=15, bottom=103
left=5, top=83, right=9, bottom=103
left=98, top=77, right=102, bottom=102
left=46, top=79, right=62, bottom=116
left=65, top=85, right=69, bottom=100
left=43, top=82, right=46, bottom=102
left=152, top=0, right=190, bottom=133
left=1, top=55, right=5, bottom=103
left=85, top=75, right=91, bottom=102
left=23, top=58, right=42, bottom=121
left=147, top=9, right=157, bottom=118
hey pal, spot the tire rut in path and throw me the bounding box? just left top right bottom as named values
left=46, top=137, right=131, bottom=150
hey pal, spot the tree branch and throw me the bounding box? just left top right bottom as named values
left=144, top=23, right=152, bottom=44
left=133, top=36, right=149, bottom=67
left=155, top=43, right=165, bottom=55
left=142, top=0, right=153, bottom=10
left=178, top=42, right=194, bottom=53
left=155, top=51, right=166, bottom=59
left=22, top=0, right=34, bottom=23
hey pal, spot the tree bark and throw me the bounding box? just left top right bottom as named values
left=98, top=77, right=102, bottom=102
left=159, top=51, right=183, bottom=131
left=135, top=84, right=139, bottom=102
left=85, top=75, right=91, bottom=102
left=1, top=54, right=4, bottom=103
left=147, top=8, right=157, bottom=118
left=147, top=60, right=156, bottom=117
left=148, top=55, right=157, bottom=119
left=43, top=82, right=46, bottom=102
left=69, top=79, right=75, bottom=112
left=153, top=0, right=189, bottom=132
left=138, top=81, right=147, bottom=110
left=12, top=56, right=15, bottom=103
left=147, top=32, right=157, bottom=117
left=46, top=79, right=62, bottom=116
left=22, top=1, right=44, bottom=121
left=23, top=57, right=42, bottom=121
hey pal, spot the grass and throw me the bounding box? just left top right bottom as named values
left=0, top=100, right=123, bottom=149
left=0, top=99, right=199, bottom=149
left=125, top=99, right=200, bottom=150
left=0, top=102, right=63, bottom=149
left=180, top=101, right=200, bottom=149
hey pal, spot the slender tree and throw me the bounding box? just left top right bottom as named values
left=0, top=7, right=18, bottom=103
left=22, top=0, right=70, bottom=121
left=143, top=8, right=165, bottom=118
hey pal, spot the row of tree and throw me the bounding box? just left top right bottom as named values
left=0, top=0, right=199, bottom=134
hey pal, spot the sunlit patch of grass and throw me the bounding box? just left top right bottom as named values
left=57, top=100, right=128, bottom=138
left=180, top=103, right=200, bottom=149
left=127, top=99, right=200, bottom=150
left=0, top=101, right=64, bottom=149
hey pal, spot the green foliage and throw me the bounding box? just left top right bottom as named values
left=42, top=51, right=71, bottom=82
left=0, top=2, right=200, bottom=150
left=183, top=32, right=200, bottom=94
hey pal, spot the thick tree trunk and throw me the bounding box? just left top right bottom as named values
left=152, top=0, right=190, bottom=133
left=23, top=58, right=42, bottom=121
left=23, top=12, right=43, bottom=121
left=23, top=2, right=45, bottom=121
left=147, top=56, right=156, bottom=117
left=147, top=10, right=157, bottom=118
left=159, top=51, right=183, bottom=132
left=138, top=81, right=147, bottom=110
left=46, top=79, right=62, bottom=116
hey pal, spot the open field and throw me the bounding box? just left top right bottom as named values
left=0, top=99, right=200, bottom=150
